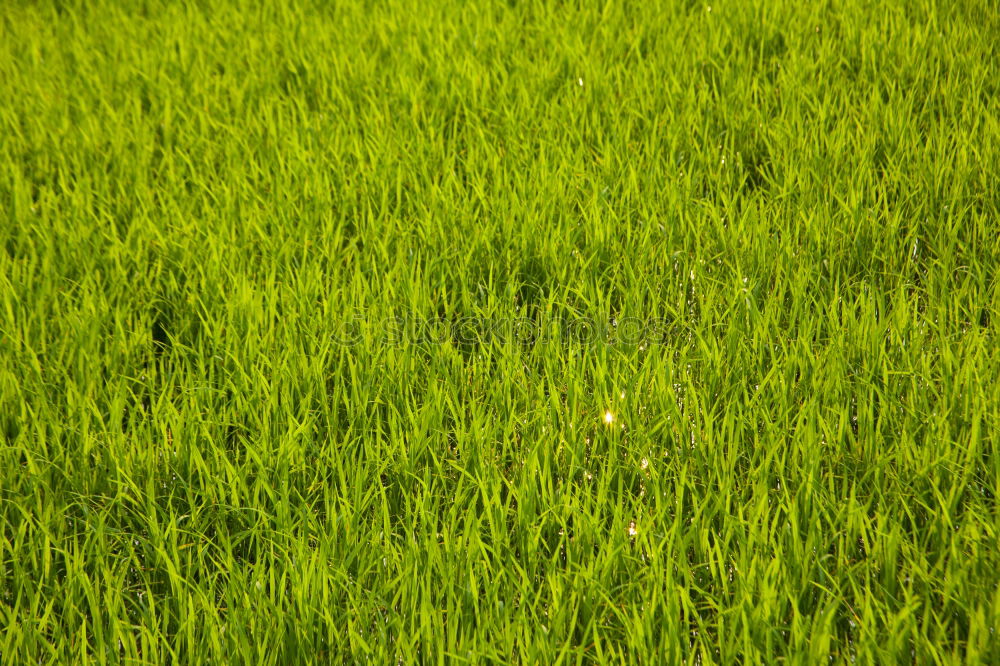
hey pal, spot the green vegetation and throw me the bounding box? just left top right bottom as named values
left=1, top=0, right=998, bottom=662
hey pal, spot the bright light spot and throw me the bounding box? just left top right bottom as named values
left=603, top=411, right=614, bottom=425
left=578, top=78, right=584, bottom=86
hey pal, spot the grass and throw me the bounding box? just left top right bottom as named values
left=1, top=0, right=999, bottom=662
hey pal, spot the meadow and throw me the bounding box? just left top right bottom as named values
left=1, top=0, right=998, bottom=662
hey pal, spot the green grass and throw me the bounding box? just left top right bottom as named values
left=1, top=0, right=999, bottom=662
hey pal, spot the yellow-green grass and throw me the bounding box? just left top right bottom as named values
left=1, top=0, right=998, bottom=662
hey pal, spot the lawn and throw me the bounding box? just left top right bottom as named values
left=1, top=0, right=998, bottom=662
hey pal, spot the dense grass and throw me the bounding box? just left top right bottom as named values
left=1, top=0, right=999, bottom=662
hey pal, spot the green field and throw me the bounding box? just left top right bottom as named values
left=1, top=0, right=998, bottom=663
